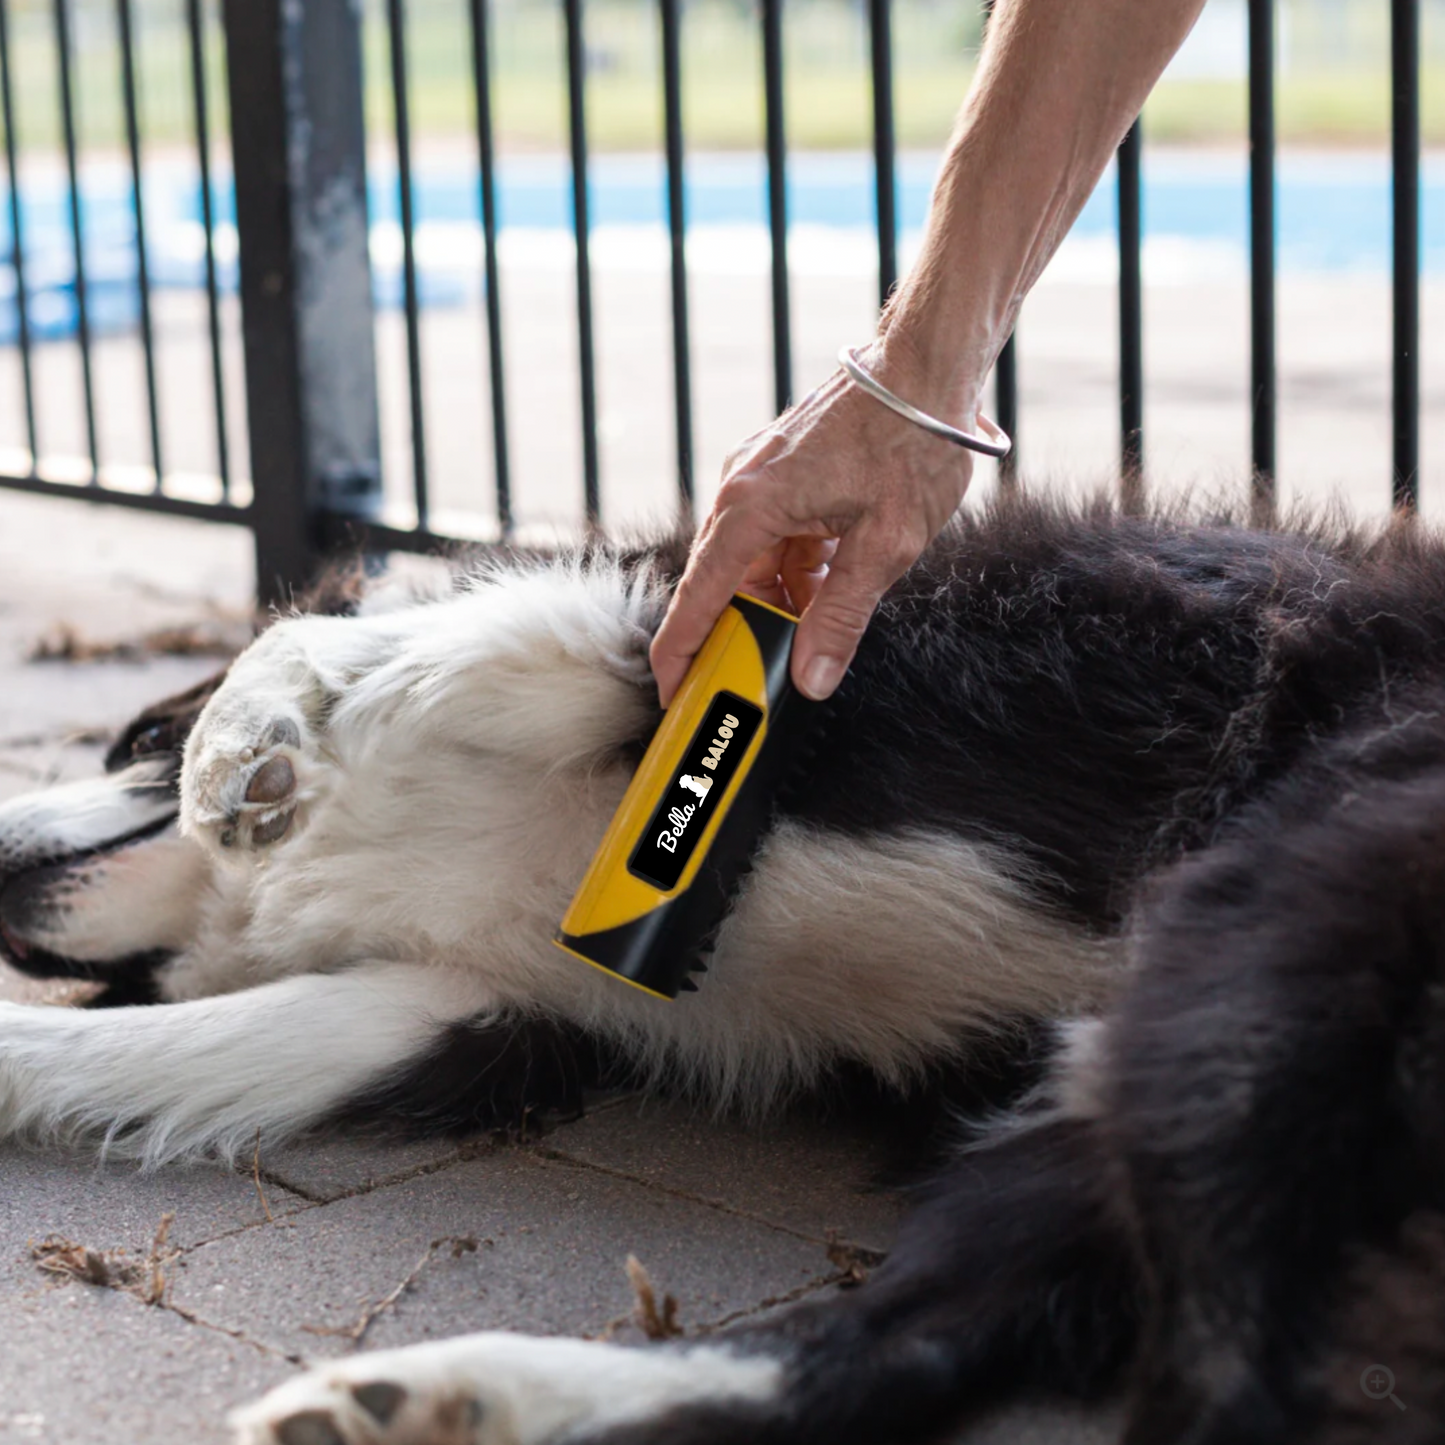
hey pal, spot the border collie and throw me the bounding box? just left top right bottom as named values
left=1, top=493, right=1441, bottom=1445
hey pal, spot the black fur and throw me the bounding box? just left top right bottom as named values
left=569, top=496, right=1445, bottom=1444
left=15, top=495, right=1445, bottom=1440
left=329, top=1014, right=612, bottom=1139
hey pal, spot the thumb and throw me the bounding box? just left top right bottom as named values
left=790, top=526, right=911, bottom=700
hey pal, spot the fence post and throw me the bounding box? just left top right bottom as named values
left=221, top=0, right=382, bottom=605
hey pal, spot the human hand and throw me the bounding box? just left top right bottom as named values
left=650, top=341, right=983, bottom=705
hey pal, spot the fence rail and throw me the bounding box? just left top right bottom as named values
left=0, top=0, right=1430, bottom=601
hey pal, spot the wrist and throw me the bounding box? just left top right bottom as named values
left=865, top=310, right=995, bottom=431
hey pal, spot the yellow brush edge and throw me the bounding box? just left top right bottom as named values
left=549, top=938, right=672, bottom=1002
left=557, top=594, right=790, bottom=938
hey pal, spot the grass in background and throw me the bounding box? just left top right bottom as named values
left=1, top=0, right=1444, bottom=161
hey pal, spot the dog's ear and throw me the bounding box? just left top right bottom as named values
left=105, top=671, right=231, bottom=773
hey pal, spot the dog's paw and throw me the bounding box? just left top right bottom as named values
left=230, top=1340, right=514, bottom=1445
left=229, top=1333, right=783, bottom=1445
left=181, top=665, right=339, bottom=864
left=184, top=709, right=312, bottom=856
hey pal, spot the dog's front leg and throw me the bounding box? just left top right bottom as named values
left=0, top=961, right=505, bottom=1165
left=180, top=610, right=421, bottom=858
left=232, top=1332, right=786, bottom=1445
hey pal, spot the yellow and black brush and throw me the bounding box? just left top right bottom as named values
left=554, top=593, right=819, bottom=999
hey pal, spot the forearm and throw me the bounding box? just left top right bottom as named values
left=880, top=0, right=1207, bottom=413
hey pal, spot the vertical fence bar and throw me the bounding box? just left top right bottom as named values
left=467, top=0, right=512, bottom=532
left=186, top=0, right=230, bottom=499
left=1392, top=0, right=1420, bottom=509
left=660, top=0, right=693, bottom=512
left=223, top=0, right=382, bottom=601
left=386, top=0, right=429, bottom=527
left=0, top=0, right=37, bottom=470
left=116, top=0, right=164, bottom=487
left=564, top=0, right=600, bottom=523
left=53, top=0, right=99, bottom=481
left=868, top=0, right=896, bottom=308
left=1247, top=0, right=1275, bottom=513
left=761, top=0, right=791, bottom=412
left=1118, top=118, right=1144, bottom=500
left=995, top=338, right=1017, bottom=481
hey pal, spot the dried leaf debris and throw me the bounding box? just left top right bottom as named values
left=28, top=620, right=248, bottom=665
left=626, top=1254, right=684, bottom=1340
left=31, top=1211, right=177, bottom=1307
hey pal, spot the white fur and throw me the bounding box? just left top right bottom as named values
left=0, top=963, right=499, bottom=1166
left=0, top=756, right=177, bottom=870
left=0, top=557, right=1119, bottom=1163
left=230, top=1333, right=784, bottom=1445
left=10, top=826, right=210, bottom=962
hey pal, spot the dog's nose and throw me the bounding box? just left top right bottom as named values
left=0, top=868, right=49, bottom=962
left=0, top=912, right=29, bottom=961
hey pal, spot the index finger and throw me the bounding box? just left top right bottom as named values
left=650, top=500, right=787, bottom=706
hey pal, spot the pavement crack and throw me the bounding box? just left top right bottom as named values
left=528, top=1146, right=878, bottom=1253
left=299, top=1235, right=480, bottom=1352
left=258, top=1139, right=492, bottom=1206
left=28, top=1213, right=297, bottom=1361
left=693, top=1270, right=849, bottom=1334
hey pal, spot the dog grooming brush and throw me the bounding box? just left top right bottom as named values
left=554, top=593, right=819, bottom=999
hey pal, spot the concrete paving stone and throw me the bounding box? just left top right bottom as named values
left=0, top=653, right=228, bottom=743
left=168, top=1143, right=843, bottom=1360
left=0, top=1144, right=310, bottom=1269
left=0, top=1279, right=296, bottom=1445
left=260, top=1134, right=475, bottom=1205
left=0, top=491, right=248, bottom=742
left=545, top=1095, right=904, bottom=1253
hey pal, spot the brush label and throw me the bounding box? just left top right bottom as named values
left=628, top=691, right=762, bottom=892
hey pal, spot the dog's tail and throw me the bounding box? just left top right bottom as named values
left=0, top=962, right=591, bottom=1167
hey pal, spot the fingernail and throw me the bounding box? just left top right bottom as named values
left=800, top=655, right=844, bottom=700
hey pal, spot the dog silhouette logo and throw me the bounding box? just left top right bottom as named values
left=679, top=774, right=713, bottom=803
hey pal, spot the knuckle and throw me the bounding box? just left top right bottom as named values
left=714, top=471, right=757, bottom=509
left=815, top=593, right=877, bottom=639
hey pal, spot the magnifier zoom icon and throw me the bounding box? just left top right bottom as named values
left=1360, top=1365, right=1406, bottom=1411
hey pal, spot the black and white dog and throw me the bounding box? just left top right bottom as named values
left=1, top=493, right=1442, bottom=1444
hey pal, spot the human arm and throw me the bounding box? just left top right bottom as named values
left=649, top=0, right=1208, bottom=704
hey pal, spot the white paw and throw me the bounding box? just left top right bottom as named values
left=230, top=1338, right=528, bottom=1445
left=232, top=1367, right=485, bottom=1445
left=184, top=709, right=313, bottom=856
left=181, top=632, right=340, bottom=861
left=230, top=1333, right=783, bottom=1445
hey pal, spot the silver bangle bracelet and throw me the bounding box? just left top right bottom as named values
left=837, top=346, right=1012, bottom=460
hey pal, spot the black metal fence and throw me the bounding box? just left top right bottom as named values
left=0, top=0, right=243, bottom=528
left=0, top=0, right=1429, bottom=601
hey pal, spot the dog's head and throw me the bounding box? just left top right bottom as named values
left=0, top=560, right=387, bottom=1001
left=0, top=672, right=226, bottom=1002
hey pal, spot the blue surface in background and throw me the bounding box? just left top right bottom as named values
left=1, top=151, right=1442, bottom=343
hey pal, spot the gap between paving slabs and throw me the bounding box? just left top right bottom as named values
left=21, top=1125, right=883, bottom=1373
left=17, top=1151, right=316, bottom=1364
left=155, top=1121, right=890, bottom=1358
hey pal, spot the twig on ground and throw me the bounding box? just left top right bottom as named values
left=626, top=1254, right=684, bottom=1340
left=302, top=1235, right=479, bottom=1351
left=142, top=1212, right=175, bottom=1305
left=824, top=1231, right=887, bottom=1289
left=31, top=1209, right=177, bottom=1307
left=252, top=1131, right=276, bottom=1224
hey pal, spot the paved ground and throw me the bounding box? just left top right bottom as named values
left=0, top=489, right=1123, bottom=1444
